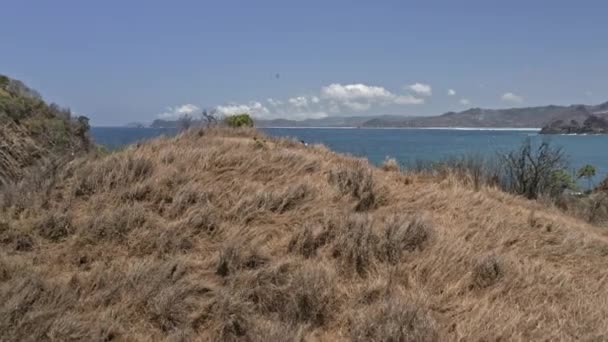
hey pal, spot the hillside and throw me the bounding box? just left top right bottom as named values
left=0, top=75, right=91, bottom=185
left=362, top=102, right=608, bottom=128
left=540, top=114, right=608, bottom=134
left=1, top=127, right=608, bottom=341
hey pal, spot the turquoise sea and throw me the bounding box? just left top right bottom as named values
left=91, top=127, right=608, bottom=181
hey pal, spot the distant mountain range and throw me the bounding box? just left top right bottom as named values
left=255, top=101, right=608, bottom=129
left=140, top=101, right=608, bottom=130
left=254, top=115, right=408, bottom=128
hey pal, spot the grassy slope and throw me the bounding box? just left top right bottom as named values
left=1, top=127, right=608, bottom=341
left=0, top=76, right=89, bottom=185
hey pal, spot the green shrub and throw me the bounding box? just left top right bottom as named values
left=577, top=164, right=597, bottom=190
left=0, top=75, right=9, bottom=88
left=550, top=169, right=577, bottom=194
left=225, top=113, right=254, bottom=128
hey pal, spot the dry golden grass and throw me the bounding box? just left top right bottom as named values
left=1, top=126, right=608, bottom=341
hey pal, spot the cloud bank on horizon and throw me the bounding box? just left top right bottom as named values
left=157, top=82, right=524, bottom=120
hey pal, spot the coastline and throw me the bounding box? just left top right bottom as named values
left=260, top=126, right=541, bottom=131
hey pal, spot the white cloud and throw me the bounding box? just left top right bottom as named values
left=321, top=83, right=423, bottom=111
left=448, top=89, right=456, bottom=96
left=216, top=101, right=270, bottom=118
left=321, top=83, right=394, bottom=102
left=288, top=96, right=309, bottom=108
left=501, top=92, right=524, bottom=104
left=205, top=81, right=427, bottom=121
left=267, top=98, right=283, bottom=106
left=459, top=98, right=471, bottom=106
left=158, top=104, right=200, bottom=119
left=408, top=83, right=432, bottom=96
left=394, top=94, right=425, bottom=105
left=216, top=100, right=328, bottom=120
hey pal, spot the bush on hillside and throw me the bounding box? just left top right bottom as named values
left=499, top=139, right=569, bottom=199
left=329, top=161, right=378, bottom=211
left=0, top=75, right=9, bottom=87
left=381, top=157, right=400, bottom=172
left=596, top=174, right=608, bottom=192
left=577, top=164, right=597, bottom=190
left=409, top=154, right=501, bottom=192
left=471, top=254, right=504, bottom=288
left=225, top=113, right=254, bottom=128
left=332, top=214, right=378, bottom=277
left=0, top=74, right=92, bottom=168
left=0, top=74, right=89, bottom=128
left=408, top=140, right=573, bottom=200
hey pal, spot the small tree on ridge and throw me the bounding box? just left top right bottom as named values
left=577, top=164, right=597, bottom=191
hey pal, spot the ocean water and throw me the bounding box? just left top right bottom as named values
left=92, top=127, right=178, bottom=149
left=91, top=127, right=608, bottom=180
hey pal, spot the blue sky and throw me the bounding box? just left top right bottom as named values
left=2, top=0, right=607, bottom=125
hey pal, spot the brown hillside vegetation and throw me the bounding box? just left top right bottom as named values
left=0, top=75, right=91, bottom=186
left=2, top=127, right=608, bottom=341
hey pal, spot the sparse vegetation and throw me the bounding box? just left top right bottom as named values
left=2, top=125, right=608, bottom=341
left=381, top=157, right=400, bottom=172
left=177, top=114, right=194, bottom=131
left=225, top=113, right=254, bottom=128
left=499, top=139, right=569, bottom=199
left=0, top=74, right=91, bottom=185
left=578, top=164, right=597, bottom=190
left=329, top=160, right=379, bottom=211
left=406, top=139, right=608, bottom=225
left=410, top=140, right=574, bottom=199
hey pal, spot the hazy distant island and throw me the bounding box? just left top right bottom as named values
left=125, top=122, right=146, bottom=128
left=139, top=101, right=608, bottom=131
left=254, top=101, right=608, bottom=130
left=150, top=119, right=180, bottom=128
left=540, top=114, right=608, bottom=134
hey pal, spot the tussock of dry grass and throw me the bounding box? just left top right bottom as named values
left=379, top=215, right=433, bottom=263
left=381, top=157, right=400, bottom=172
left=471, top=254, right=505, bottom=288
left=350, top=297, right=439, bottom=342
left=1, top=126, right=608, bottom=340
left=329, top=160, right=379, bottom=211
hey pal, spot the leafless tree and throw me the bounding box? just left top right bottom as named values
left=177, top=114, right=194, bottom=131
left=201, top=109, right=219, bottom=127
left=499, top=139, right=568, bottom=199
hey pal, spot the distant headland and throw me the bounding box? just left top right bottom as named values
left=254, top=101, right=608, bottom=131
